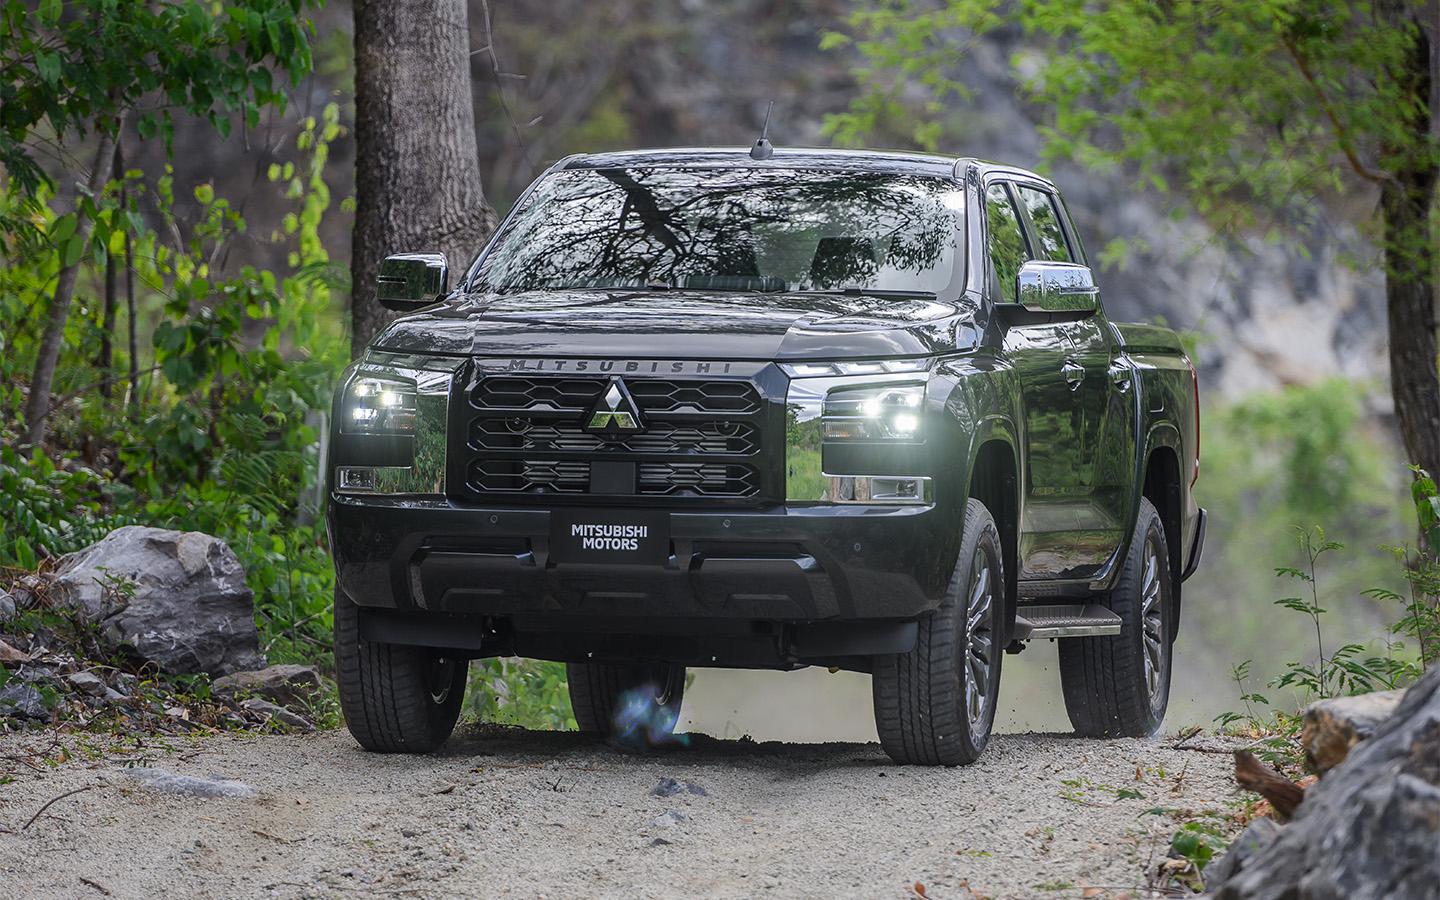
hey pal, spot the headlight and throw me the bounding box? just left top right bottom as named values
left=784, top=370, right=931, bottom=504
left=821, top=382, right=924, bottom=441
left=343, top=375, right=418, bottom=435
left=333, top=359, right=458, bottom=496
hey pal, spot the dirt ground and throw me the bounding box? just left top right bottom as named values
left=0, top=723, right=1242, bottom=899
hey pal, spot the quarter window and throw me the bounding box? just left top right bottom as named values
left=984, top=184, right=1026, bottom=303
left=1015, top=186, right=1071, bottom=262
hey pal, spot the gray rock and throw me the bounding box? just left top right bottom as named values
left=240, top=697, right=314, bottom=731
left=0, top=587, right=14, bottom=623
left=1209, top=665, right=1440, bottom=900
left=0, top=682, right=51, bottom=719
left=65, top=671, right=108, bottom=697
left=649, top=810, right=689, bottom=828
left=1204, top=817, right=1282, bottom=887
left=0, top=638, right=29, bottom=664
left=652, top=777, right=683, bottom=797
left=1301, top=690, right=1404, bottom=775
left=212, top=664, right=324, bottom=708
left=122, top=767, right=256, bottom=799
left=50, top=526, right=263, bottom=676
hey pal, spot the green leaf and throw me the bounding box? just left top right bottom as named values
left=62, top=234, right=85, bottom=267
left=35, top=51, right=61, bottom=86
left=49, top=213, right=78, bottom=245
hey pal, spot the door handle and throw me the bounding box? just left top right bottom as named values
left=1109, top=363, right=1133, bottom=393
left=1061, top=360, right=1084, bottom=390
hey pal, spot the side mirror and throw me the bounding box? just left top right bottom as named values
left=1016, top=260, right=1098, bottom=315
left=376, top=252, right=448, bottom=312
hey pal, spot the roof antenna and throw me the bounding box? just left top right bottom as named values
left=750, top=101, right=775, bottom=160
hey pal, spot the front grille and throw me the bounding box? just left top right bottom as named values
left=453, top=368, right=775, bottom=504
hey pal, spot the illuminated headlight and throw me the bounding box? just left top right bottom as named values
left=343, top=375, right=418, bottom=435
left=821, top=383, right=924, bottom=441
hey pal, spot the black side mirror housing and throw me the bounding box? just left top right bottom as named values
left=376, top=252, right=448, bottom=312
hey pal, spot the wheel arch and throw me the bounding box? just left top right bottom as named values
left=1140, top=433, right=1184, bottom=639
left=965, top=425, right=1020, bottom=643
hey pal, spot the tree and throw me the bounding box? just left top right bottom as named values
left=4, top=0, right=319, bottom=448
left=830, top=1, right=1440, bottom=486
left=350, top=0, right=497, bottom=352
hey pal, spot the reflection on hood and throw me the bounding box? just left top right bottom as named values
left=372, top=289, right=982, bottom=361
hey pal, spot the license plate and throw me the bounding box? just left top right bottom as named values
left=549, top=509, right=671, bottom=566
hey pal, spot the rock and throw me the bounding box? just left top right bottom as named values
left=50, top=526, right=263, bottom=676
left=0, top=587, right=14, bottom=622
left=649, top=810, right=689, bottom=828
left=0, top=639, right=29, bottom=664
left=1204, top=818, right=1283, bottom=887
left=1301, top=690, right=1404, bottom=775
left=122, top=767, right=256, bottom=799
left=65, top=671, right=108, bottom=697
left=212, top=664, right=324, bottom=708
left=239, top=697, right=314, bottom=731
left=1209, top=665, right=1440, bottom=900
left=652, top=777, right=683, bottom=797
left=0, top=682, right=51, bottom=719
left=686, top=781, right=708, bottom=796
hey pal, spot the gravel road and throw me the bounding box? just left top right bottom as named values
left=0, top=724, right=1241, bottom=899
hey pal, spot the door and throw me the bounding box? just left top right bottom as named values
left=1012, top=184, right=1133, bottom=577
left=986, top=181, right=1089, bottom=580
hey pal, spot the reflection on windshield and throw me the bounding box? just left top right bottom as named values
left=472, top=167, right=964, bottom=297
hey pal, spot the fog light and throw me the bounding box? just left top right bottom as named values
left=337, top=466, right=379, bottom=493
left=825, top=475, right=932, bottom=505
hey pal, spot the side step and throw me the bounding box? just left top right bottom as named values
left=1013, top=603, right=1123, bottom=640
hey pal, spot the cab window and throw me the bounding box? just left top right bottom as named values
left=984, top=183, right=1027, bottom=303
left=1015, top=186, right=1071, bottom=262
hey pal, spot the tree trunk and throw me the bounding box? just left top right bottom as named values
left=23, top=131, right=118, bottom=449
left=98, top=143, right=123, bottom=402
left=350, top=0, right=497, bottom=355
left=1380, top=9, right=1440, bottom=502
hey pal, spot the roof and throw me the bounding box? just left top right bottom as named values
left=557, top=147, right=1053, bottom=188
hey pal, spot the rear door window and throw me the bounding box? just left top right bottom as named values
left=1015, top=186, right=1071, bottom=262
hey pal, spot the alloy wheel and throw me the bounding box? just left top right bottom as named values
left=1139, top=533, right=1168, bottom=710
left=963, top=545, right=996, bottom=736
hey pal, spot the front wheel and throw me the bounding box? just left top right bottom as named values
left=1059, top=497, right=1173, bottom=737
left=333, top=589, right=467, bottom=753
left=872, top=498, right=1005, bottom=766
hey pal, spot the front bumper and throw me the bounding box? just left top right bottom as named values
left=330, top=496, right=956, bottom=622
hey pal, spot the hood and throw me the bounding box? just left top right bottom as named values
left=371, top=289, right=982, bottom=360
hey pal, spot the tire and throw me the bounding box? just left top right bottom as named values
left=566, top=661, right=685, bottom=745
left=873, top=498, right=1004, bottom=766
left=1059, top=497, right=1173, bottom=737
left=333, top=588, right=467, bottom=753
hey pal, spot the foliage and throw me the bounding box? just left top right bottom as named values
left=0, top=0, right=319, bottom=199
left=826, top=0, right=1439, bottom=253
left=466, top=659, right=577, bottom=731
left=0, top=104, right=349, bottom=663
left=1216, top=504, right=1435, bottom=766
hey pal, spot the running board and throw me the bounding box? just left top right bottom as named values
left=1013, top=603, right=1123, bottom=639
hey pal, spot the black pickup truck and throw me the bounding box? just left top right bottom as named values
left=327, top=148, right=1204, bottom=766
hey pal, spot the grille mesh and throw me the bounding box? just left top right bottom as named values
left=459, top=373, right=765, bottom=501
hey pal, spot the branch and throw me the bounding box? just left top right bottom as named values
left=1280, top=35, right=1393, bottom=186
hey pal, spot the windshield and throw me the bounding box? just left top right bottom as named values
left=471, top=167, right=965, bottom=296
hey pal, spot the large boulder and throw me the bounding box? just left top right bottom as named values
left=50, top=526, right=264, bottom=676
left=1208, top=664, right=1440, bottom=899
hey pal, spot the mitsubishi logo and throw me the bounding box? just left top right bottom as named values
left=585, top=377, right=644, bottom=434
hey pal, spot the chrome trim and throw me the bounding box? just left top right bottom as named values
left=823, top=474, right=933, bottom=505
